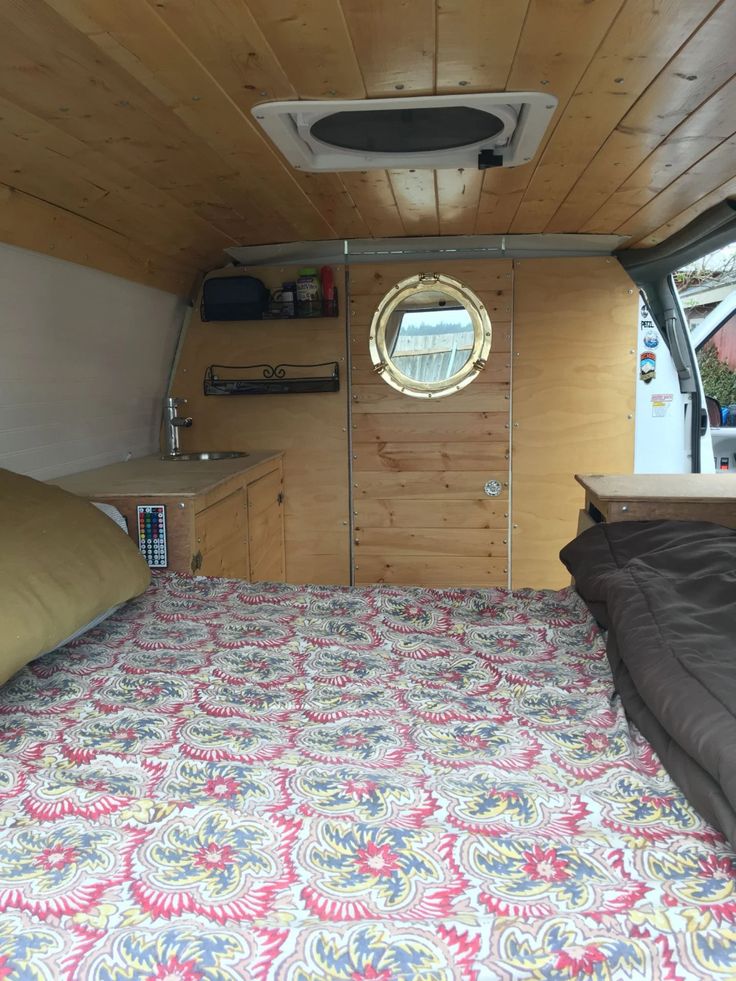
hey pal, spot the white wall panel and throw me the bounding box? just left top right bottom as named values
left=0, top=242, right=185, bottom=479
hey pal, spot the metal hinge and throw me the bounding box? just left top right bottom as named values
left=191, top=550, right=202, bottom=573
left=277, top=491, right=284, bottom=505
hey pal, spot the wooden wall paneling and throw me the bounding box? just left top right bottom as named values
left=349, top=261, right=513, bottom=298
left=351, top=288, right=513, bottom=324
left=435, top=0, right=530, bottom=93
left=352, top=258, right=512, bottom=588
left=582, top=76, right=736, bottom=234
left=355, top=471, right=504, bottom=500
left=339, top=0, right=435, bottom=97
left=510, top=0, right=717, bottom=233
left=172, top=266, right=350, bottom=586
left=356, top=555, right=508, bottom=588
left=511, top=257, right=637, bottom=589
left=547, top=4, right=736, bottom=232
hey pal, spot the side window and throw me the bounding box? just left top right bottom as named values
left=674, top=246, right=736, bottom=424
left=697, top=318, right=736, bottom=418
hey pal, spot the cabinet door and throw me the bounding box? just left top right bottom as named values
left=247, top=468, right=285, bottom=582
left=195, top=488, right=249, bottom=579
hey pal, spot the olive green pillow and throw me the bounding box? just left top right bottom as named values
left=0, top=467, right=150, bottom=686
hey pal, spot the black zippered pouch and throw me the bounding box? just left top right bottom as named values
left=201, top=275, right=270, bottom=321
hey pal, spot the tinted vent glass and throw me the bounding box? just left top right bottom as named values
left=310, top=107, right=505, bottom=153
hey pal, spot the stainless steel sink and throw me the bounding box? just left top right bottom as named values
left=162, top=451, right=249, bottom=461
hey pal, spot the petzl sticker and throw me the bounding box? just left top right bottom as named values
left=640, top=351, right=656, bottom=384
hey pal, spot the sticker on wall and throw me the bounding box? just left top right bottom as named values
left=642, top=330, right=659, bottom=349
left=640, top=351, right=656, bottom=384
left=651, top=393, right=672, bottom=417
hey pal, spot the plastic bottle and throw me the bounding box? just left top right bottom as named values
left=321, top=266, right=336, bottom=316
left=296, top=268, right=321, bottom=317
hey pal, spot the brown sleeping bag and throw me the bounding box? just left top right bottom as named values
left=561, top=520, right=736, bottom=848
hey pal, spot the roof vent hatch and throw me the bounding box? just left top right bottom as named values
left=252, top=93, right=557, bottom=172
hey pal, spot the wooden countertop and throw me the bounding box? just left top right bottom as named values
left=576, top=473, right=736, bottom=503
left=52, top=452, right=282, bottom=499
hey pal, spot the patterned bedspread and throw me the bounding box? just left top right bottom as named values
left=1, top=574, right=735, bottom=980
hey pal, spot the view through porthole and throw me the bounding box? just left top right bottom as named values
left=369, top=273, right=492, bottom=398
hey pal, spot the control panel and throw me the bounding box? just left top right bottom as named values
left=136, top=504, right=168, bottom=568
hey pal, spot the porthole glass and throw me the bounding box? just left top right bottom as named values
left=369, top=273, right=492, bottom=398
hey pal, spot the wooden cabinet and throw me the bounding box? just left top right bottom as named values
left=53, top=452, right=285, bottom=582
left=247, top=468, right=286, bottom=582
left=195, top=488, right=249, bottom=579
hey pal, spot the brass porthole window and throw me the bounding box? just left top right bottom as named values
left=368, top=272, right=492, bottom=398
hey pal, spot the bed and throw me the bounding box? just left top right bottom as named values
left=1, top=571, right=735, bottom=980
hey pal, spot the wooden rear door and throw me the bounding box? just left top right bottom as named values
left=351, top=259, right=512, bottom=589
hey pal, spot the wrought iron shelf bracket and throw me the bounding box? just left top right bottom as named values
left=203, top=362, right=340, bottom=396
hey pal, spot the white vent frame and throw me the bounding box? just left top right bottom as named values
left=251, top=93, right=557, bottom=172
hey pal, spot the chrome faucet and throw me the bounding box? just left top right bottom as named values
left=163, top=396, right=192, bottom=457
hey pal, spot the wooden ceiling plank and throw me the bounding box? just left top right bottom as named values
left=437, top=169, right=484, bottom=235
left=435, top=0, right=530, bottom=93
left=338, top=172, right=405, bottom=238
left=547, top=3, right=736, bottom=232
left=582, top=75, right=736, bottom=233
left=0, top=182, right=197, bottom=294
left=511, top=0, right=718, bottom=234
left=292, top=171, right=370, bottom=238
left=339, top=0, right=435, bottom=97
left=0, top=118, right=224, bottom=269
left=0, top=94, right=232, bottom=266
left=388, top=170, right=439, bottom=237
left=244, top=0, right=365, bottom=98
left=153, top=0, right=377, bottom=241
left=474, top=0, right=627, bottom=237
left=148, top=0, right=296, bottom=108
left=630, top=180, right=736, bottom=248
left=615, top=134, right=736, bottom=242
left=41, top=0, right=334, bottom=242
left=0, top=1, right=285, bottom=243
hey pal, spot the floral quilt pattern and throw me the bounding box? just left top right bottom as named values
left=1, top=573, right=735, bottom=980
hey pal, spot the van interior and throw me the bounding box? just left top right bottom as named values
left=2, top=3, right=736, bottom=977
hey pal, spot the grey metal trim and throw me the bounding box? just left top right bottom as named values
left=226, top=233, right=627, bottom=268
left=617, top=200, right=736, bottom=282
left=225, top=240, right=345, bottom=267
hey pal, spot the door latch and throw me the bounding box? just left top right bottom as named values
left=484, top=479, right=503, bottom=497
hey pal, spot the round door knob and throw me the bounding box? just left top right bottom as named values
left=484, top=479, right=502, bottom=497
